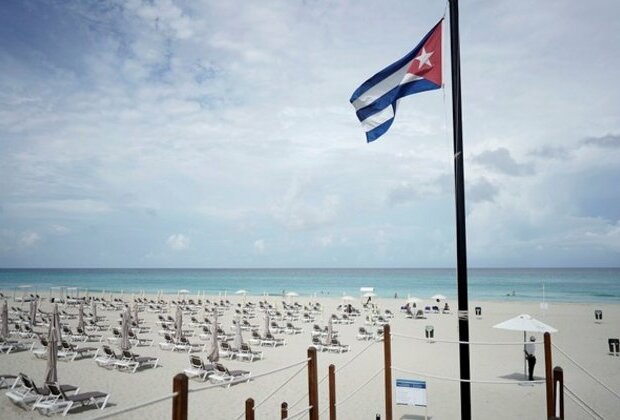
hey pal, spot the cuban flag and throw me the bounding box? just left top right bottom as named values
left=350, top=19, right=443, bottom=143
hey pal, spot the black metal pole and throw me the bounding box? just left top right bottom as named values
left=448, top=1, right=471, bottom=419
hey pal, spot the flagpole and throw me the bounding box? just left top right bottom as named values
left=448, top=0, right=471, bottom=419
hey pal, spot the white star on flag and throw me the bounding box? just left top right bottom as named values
left=414, top=47, right=434, bottom=69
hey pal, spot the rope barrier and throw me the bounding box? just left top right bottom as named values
left=289, top=340, right=378, bottom=410
left=327, top=366, right=384, bottom=412
left=565, top=383, right=606, bottom=420
left=392, top=332, right=544, bottom=346
left=234, top=361, right=308, bottom=420
left=392, top=367, right=546, bottom=385
left=552, top=343, right=620, bottom=401
left=285, top=405, right=312, bottom=420
left=90, top=391, right=178, bottom=420
left=188, top=358, right=309, bottom=394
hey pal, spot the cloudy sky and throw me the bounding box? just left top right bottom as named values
left=1, top=0, right=619, bottom=268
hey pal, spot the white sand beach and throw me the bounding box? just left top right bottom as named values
left=1, top=293, right=619, bottom=420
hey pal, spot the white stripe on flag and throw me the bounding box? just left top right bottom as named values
left=361, top=105, right=394, bottom=132
left=351, top=61, right=422, bottom=111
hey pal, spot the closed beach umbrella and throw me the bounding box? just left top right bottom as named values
left=326, top=316, right=333, bottom=345
left=77, top=302, right=85, bottom=331
left=263, top=312, right=270, bottom=337
left=91, top=301, right=97, bottom=320
left=51, top=304, right=62, bottom=343
left=493, top=314, right=557, bottom=377
left=120, top=307, right=131, bottom=351
left=133, top=303, right=139, bottom=324
left=1, top=300, right=8, bottom=339
left=45, top=326, right=59, bottom=383
left=234, top=315, right=243, bottom=350
left=175, top=306, right=183, bottom=342
left=29, top=299, right=38, bottom=327
left=207, top=313, right=219, bottom=363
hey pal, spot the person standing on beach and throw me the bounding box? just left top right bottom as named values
left=525, top=336, right=537, bottom=380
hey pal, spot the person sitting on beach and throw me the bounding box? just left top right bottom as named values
left=443, top=302, right=450, bottom=312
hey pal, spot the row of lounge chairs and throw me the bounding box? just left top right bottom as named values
left=310, top=336, right=350, bottom=353
left=219, top=342, right=263, bottom=361
left=31, top=338, right=97, bottom=361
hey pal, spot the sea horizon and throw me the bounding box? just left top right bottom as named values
left=1, top=267, right=619, bottom=304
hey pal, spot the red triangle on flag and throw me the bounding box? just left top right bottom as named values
left=407, top=22, right=442, bottom=86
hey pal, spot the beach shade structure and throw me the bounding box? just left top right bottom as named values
left=177, top=289, right=190, bottom=299
left=407, top=296, right=423, bottom=304
left=362, top=292, right=376, bottom=298
left=120, top=307, right=132, bottom=351
left=45, top=327, right=59, bottom=383
left=431, top=294, right=447, bottom=301
left=207, top=313, right=219, bottom=363
left=234, top=316, right=244, bottom=350
left=77, top=302, right=85, bottom=332
left=493, top=314, right=558, bottom=378
left=341, top=296, right=355, bottom=302
left=175, top=306, right=183, bottom=342
left=1, top=300, right=8, bottom=339
left=133, top=303, right=139, bottom=325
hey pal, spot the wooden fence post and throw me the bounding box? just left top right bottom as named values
left=308, top=347, right=319, bottom=420
left=384, top=324, right=393, bottom=420
left=553, top=367, right=564, bottom=420
left=329, top=364, right=336, bottom=420
left=245, top=398, right=255, bottom=420
left=544, top=332, right=553, bottom=419
left=172, top=373, right=188, bottom=420
left=281, top=402, right=288, bottom=419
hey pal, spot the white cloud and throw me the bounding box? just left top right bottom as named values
left=166, top=233, right=189, bottom=251
left=19, top=231, right=41, bottom=248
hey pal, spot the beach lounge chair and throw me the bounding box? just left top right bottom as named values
left=94, top=345, right=120, bottom=368
left=59, top=340, right=97, bottom=361
left=115, top=350, right=159, bottom=373
left=285, top=322, right=302, bottom=334
left=219, top=341, right=238, bottom=359
left=174, top=336, right=202, bottom=353
left=238, top=343, right=263, bottom=362
left=159, top=333, right=176, bottom=351
left=31, top=337, right=49, bottom=359
left=184, top=355, right=215, bottom=381
left=356, top=327, right=375, bottom=341
left=209, top=363, right=251, bottom=388
left=310, top=336, right=325, bottom=352
left=128, top=330, right=153, bottom=347
left=326, top=338, right=350, bottom=353
left=249, top=330, right=263, bottom=346
left=262, top=332, right=286, bottom=347
left=270, top=321, right=285, bottom=334
left=1, top=336, right=26, bottom=354
left=33, top=382, right=109, bottom=416
left=6, top=373, right=79, bottom=408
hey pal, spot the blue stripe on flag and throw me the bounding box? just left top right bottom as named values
left=356, top=79, right=441, bottom=123
left=366, top=114, right=395, bottom=143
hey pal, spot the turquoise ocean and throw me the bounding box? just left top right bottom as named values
left=0, top=268, right=619, bottom=303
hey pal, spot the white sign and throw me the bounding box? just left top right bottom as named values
left=395, top=379, right=427, bottom=407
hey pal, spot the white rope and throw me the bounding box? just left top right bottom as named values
left=553, top=343, right=620, bottom=401
left=392, top=367, right=545, bottom=385
left=335, top=367, right=384, bottom=409
left=285, top=405, right=312, bottom=420
left=392, top=332, right=543, bottom=346
left=90, top=391, right=177, bottom=420
left=565, top=383, right=606, bottom=420
left=289, top=340, right=378, bottom=410
left=234, top=362, right=308, bottom=420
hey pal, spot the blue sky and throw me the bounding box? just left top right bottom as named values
left=1, top=0, right=619, bottom=268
